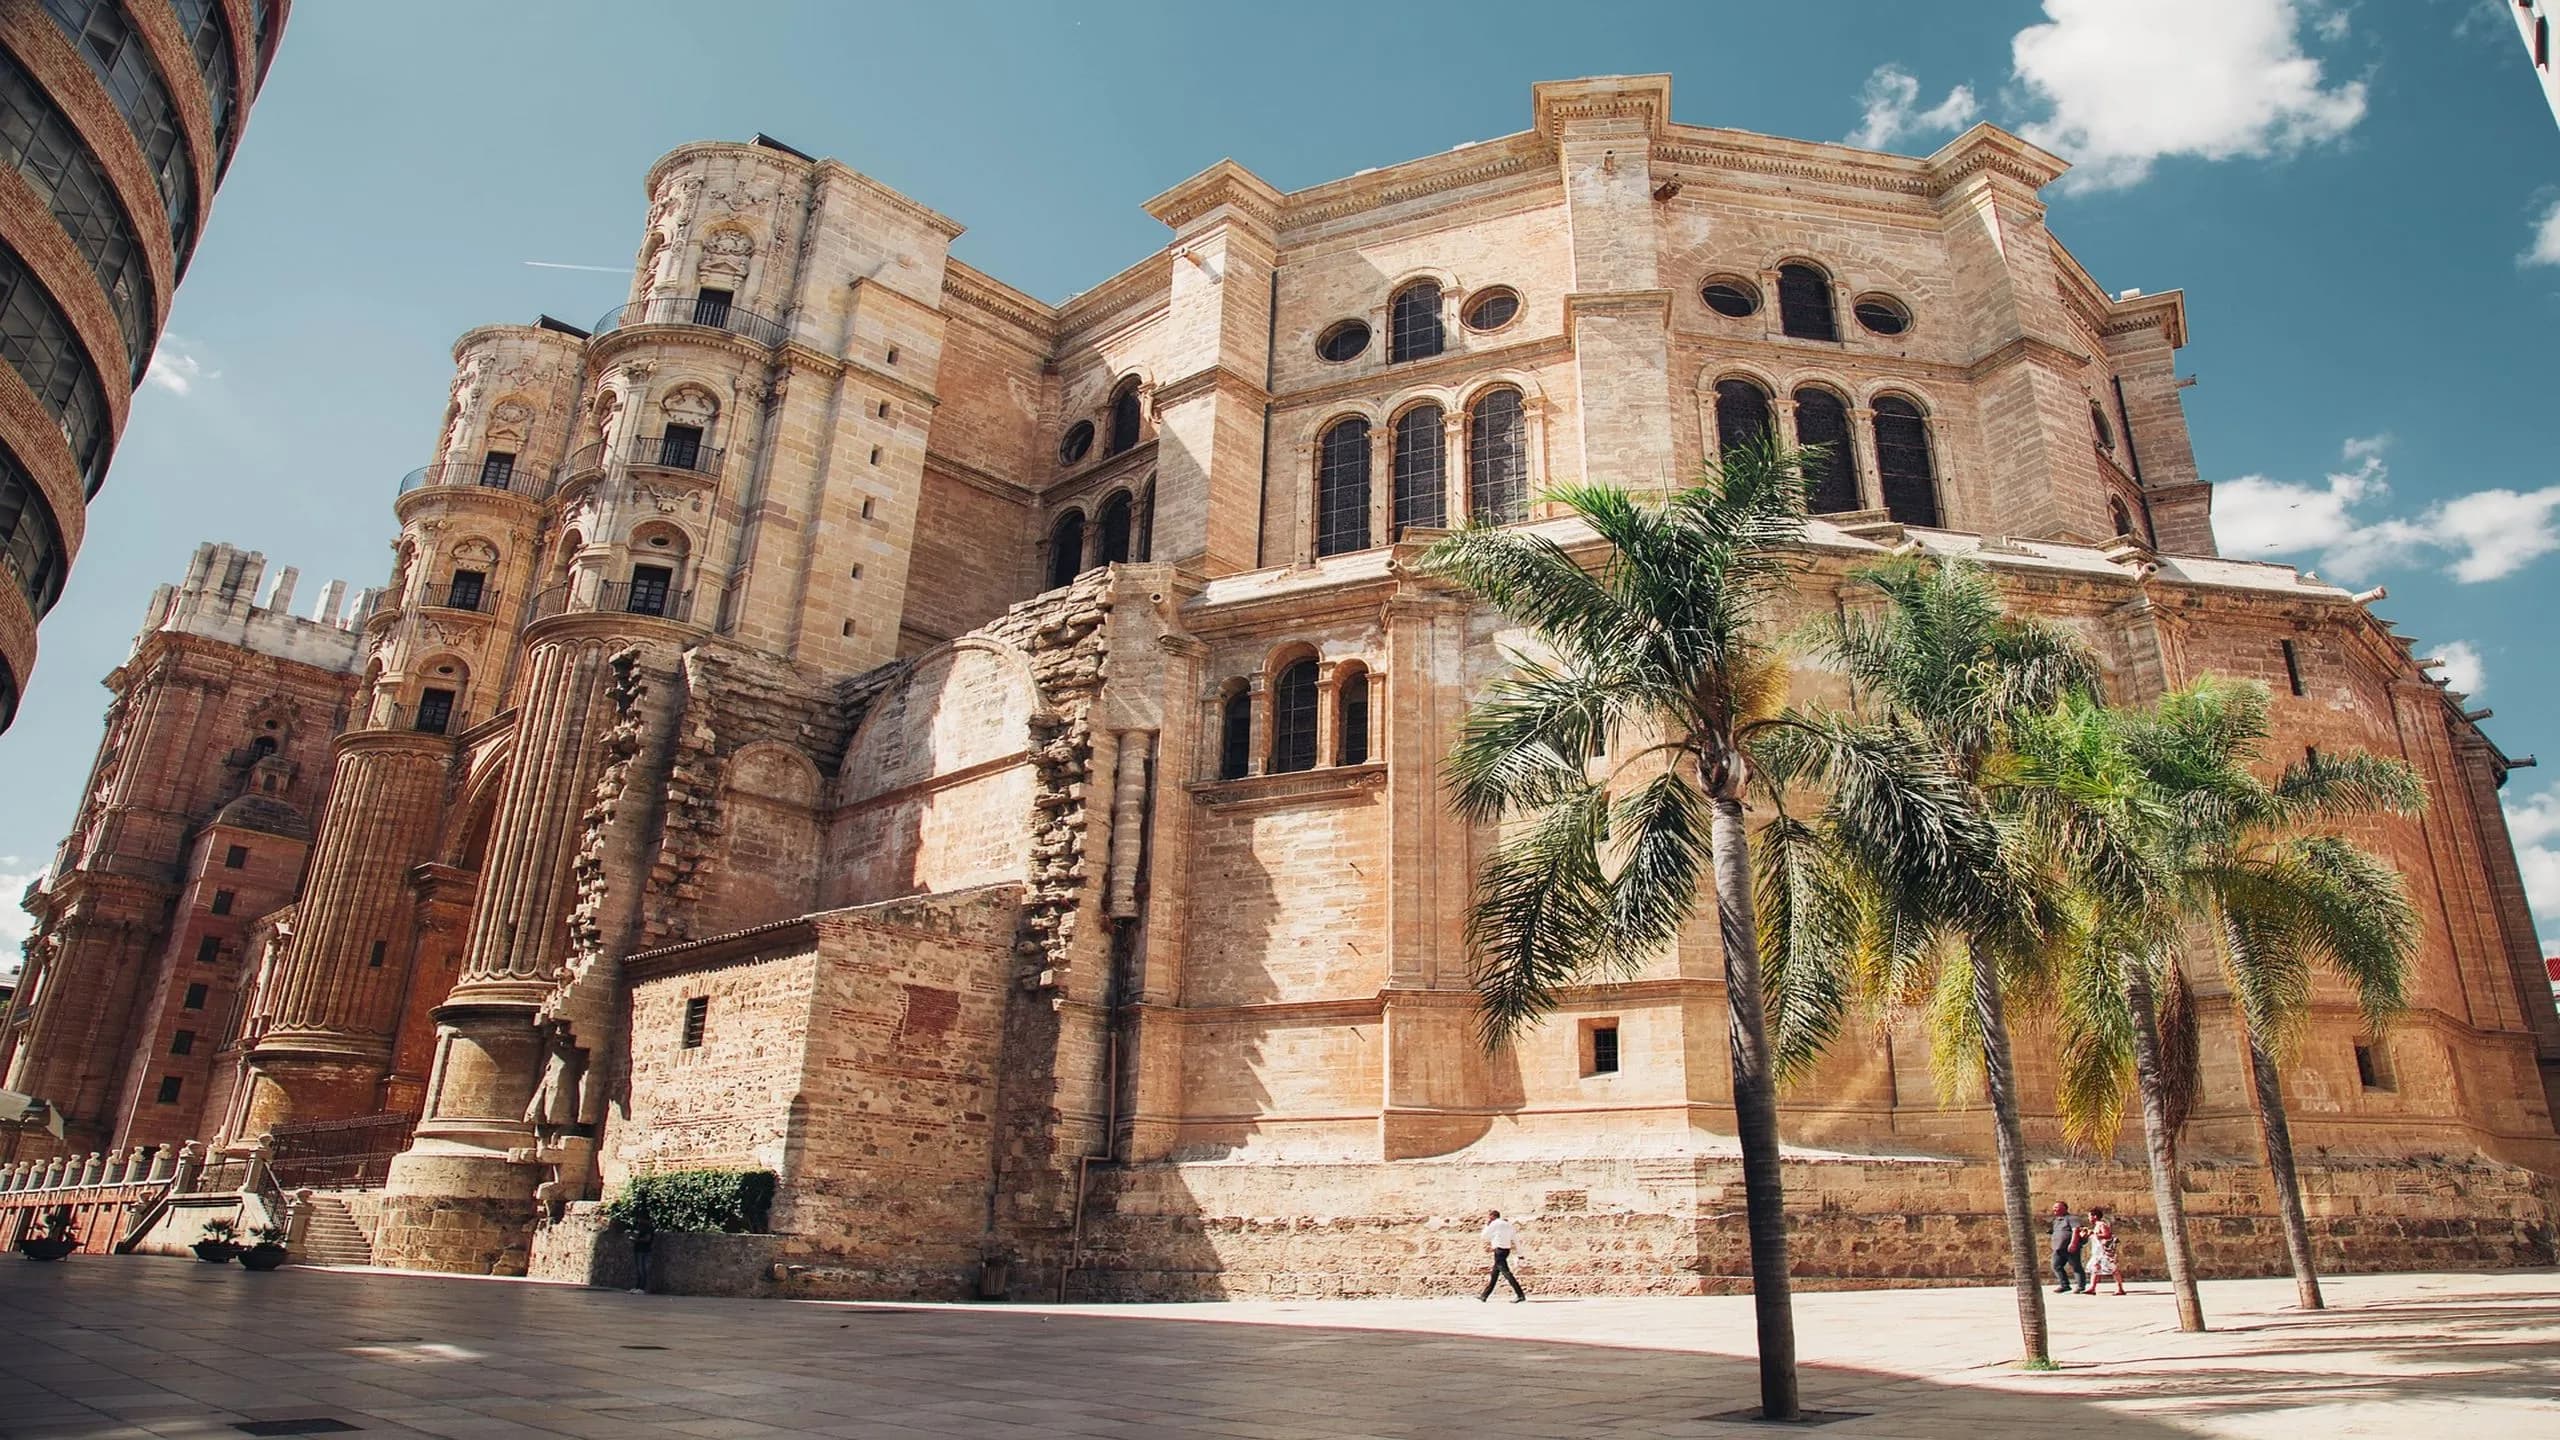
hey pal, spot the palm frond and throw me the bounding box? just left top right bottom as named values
left=1466, top=781, right=1617, bottom=1042
left=1753, top=810, right=1861, bottom=1082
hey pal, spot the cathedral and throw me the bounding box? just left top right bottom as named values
left=7, top=75, right=2554, bottom=1296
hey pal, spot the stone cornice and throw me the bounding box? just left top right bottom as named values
left=1149, top=364, right=1270, bottom=412
left=1964, top=334, right=2094, bottom=384
left=1281, top=139, right=1554, bottom=228
left=2100, top=290, right=2188, bottom=349
left=1922, top=122, right=2071, bottom=196
left=923, top=449, right=1037, bottom=505
left=1654, top=132, right=1933, bottom=198
left=1565, top=289, right=1673, bottom=326
left=1144, top=159, right=1286, bottom=233
left=453, top=322, right=585, bottom=364
left=587, top=317, right=778, bottom=370
left=1271, top=332, right=1573, bottom=415
left=1188, top=761, right=1387, bottom=811
left=1532, top=74, right=1672, bottom=140
left=818, top=160, right=967, bottom=239
left=1057, top=253, right=1173, bottom=345
left=942, top=261, right=1058, bottom=344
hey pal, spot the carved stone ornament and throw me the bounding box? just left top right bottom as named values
left=487, top=401, right=534, bottom=447
left=659, top=386, right=718, bottom=429
left=698, top=227, right=754, bottom=281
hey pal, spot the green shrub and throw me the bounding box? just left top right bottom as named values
left=602, top=1168, right=776, bottom=1234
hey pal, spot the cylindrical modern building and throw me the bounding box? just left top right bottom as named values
left=0, top=0, right=287, bottom=731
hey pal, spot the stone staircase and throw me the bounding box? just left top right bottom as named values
left=294, top=1193, right=374, bottom=1268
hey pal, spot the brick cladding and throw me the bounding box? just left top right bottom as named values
left=14, top=77, right=2558, bottom=1297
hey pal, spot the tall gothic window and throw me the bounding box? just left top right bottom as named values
left=1392, top=404, right=1445, bottom=537
left=1713, top=379, right=1772, bottom=457
left=1337, top=668, right=1370, bottom=766
left=1467, top=388, right=1528, bottom=525
left=1096, top=491, right=1133, bottom=565
left=1106, top=380, right=1143, bottom=455
left=1790, top=387, right=1859, bottom=513
left=1316, top=417, right=1371, bottom=557
left=1389, top=281, right=1443, bottom=363
left=1776, top=263, right=1838, bottom=342
left=1271, top=659, right=1319, bottom=774
left=1047, top=511, right=1085, bottom=590
left=1872, top=396, right=1940, bottom=528
left=1219, top=689, right=1252, bottom=780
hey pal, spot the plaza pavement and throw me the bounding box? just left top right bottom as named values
left=0, top=1258, right=2553, bottom=1438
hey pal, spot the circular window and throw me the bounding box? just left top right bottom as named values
left=1852, top=296, right=1912, bottom=336
left=1462, top=287, right=1521, bottom=331
left=1058, top=421, right=1095, bottom=464
left=1316, top=320, right=1370, bottom=363
left=2090, top=400, right=2115, bottom=451
left=1700, top=279, right=1761, bottom=319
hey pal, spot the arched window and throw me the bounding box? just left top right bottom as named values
left=1046, top=511, right=1085, bottom=590
left=1316, top=417, right=1371, bottom=557
left=1218, top=689, right=1252, bottom=781
left=1096, top=492, right=1133, bottom=565
left=1336, top=667, right=1370, bottom=766
left=248, top=736, right=277, bottom=763
left=1467, top=388, right=1528, bottom=525
left=1271, top=658, right=1319, bottom=774
left=1713, top=379, right=1773, bottom=457
left=1392, top=405, right=1446, bottom=537
left=2109, top=497, right=2134, bottom=538
left=1790, top=387, right=1859, bottom=513
left=1776, top=263, right=1838, bottom=342
left=1135, top=483, right=1155, bottom=562
left=1106, top=380, right=1143, bottom=455
left=1389, top=282, right=1443, bottom=363
left=1872, top=396, right=1940, bottom=528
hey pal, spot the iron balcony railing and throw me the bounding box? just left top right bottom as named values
left=350, top=699, right=469, bottom=736
left=417, top=580, right=496, bottom=613
left=598, top=579, right=694, bottom=621
left=593, top=291, right=788, bottom=348
left=557, top=440, right=607, bottom=482
left=632, top=432, right=723, bottom=475
left=268, top=1111, right=417, bottom=1191
left=396, top=457, right=550, bottom=500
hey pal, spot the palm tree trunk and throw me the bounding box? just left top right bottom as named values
left=1968, top=947, right=2050, bottom=1366
left=2245, top=1026, right=2325, bottom=1310
left=1711, top=796, right=1800, bottom=1422
left=2122, top=963, right=2205, bottom=1331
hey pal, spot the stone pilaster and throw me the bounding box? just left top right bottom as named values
left=1141, top=161, right=1283, bottom=576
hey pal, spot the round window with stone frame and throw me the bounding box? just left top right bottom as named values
left=1852, top=295, right=1913, bottom=337
left=1058, top=420, right=1095, bottom=465
left=1700, top=278, right=1762, bottom=319
left=1316, top=319, right=1371, bottom=363
left=1462, top=287, right=1522, bottom=333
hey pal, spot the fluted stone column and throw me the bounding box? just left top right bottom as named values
left=247, top=730, right=451, bottom=1125
left=375, top=627, right=633, bottom=1275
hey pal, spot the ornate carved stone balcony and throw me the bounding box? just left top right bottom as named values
left=396, top=457, right=549, bottom=501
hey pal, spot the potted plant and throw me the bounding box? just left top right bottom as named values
left=238, top=1223, right=289, bottom=1271
left=17, top=1207, right=77, bottom=1262
left=192, top=1217, right=243, bottom=1264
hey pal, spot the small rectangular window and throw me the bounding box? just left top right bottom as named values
left=195, top=936, right=220, bottom=964
left=478, top=451, right=517, bottom=488
left=156, top=1076, right=182, bottom=1104
left=682, top=995, right=709, bottom=1049
left=625, top=565, right=674, bottom=617
left=210, top=889, right=234, bottom=916
left=171, top=1029, right=195, bottom=1056
left=183, top=983, right=208, bottom=1010
left=2355, top=1042, right=2393, bottom=1091
left=446, top=569, right=486, bottom=611
left=657, top=423, right=704, bottom=470
left=1584, top=1020, right=1621, bottom=1076
left=224, top=844, right=249, bottom=869
left=2280, top=639, right=2305, bottom=696
left=415, top=687, right=456, bottom=735
left=693, top=287, right=734, bottom=328
left=369, top=940, right=387, bottom=969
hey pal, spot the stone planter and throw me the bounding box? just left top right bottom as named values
left=18, top=1236, right=76, bottom=1262
left=238, top=1243, right=288, bottom=1271
left=191, top=1240, right=241, bottom=1264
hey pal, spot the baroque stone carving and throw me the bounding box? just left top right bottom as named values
left=698, top=227, right=755, bottom=282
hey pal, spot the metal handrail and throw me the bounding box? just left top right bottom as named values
left=417, top=581, right=497, bottom=613
left=396, top=458, right=549, bottom=500
left=632, top=433, right=723, bottom=476
left=594, top=292, right=788, bottom=348
left=598, top=580, right=694, bottom=622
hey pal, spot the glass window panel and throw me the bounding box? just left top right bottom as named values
left=1316, top=418, right=1370, bottom=557
left=1392, top=405, right=1445, bottom=537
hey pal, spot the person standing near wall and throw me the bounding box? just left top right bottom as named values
left=2049, top=1200, right=2086, bottom=1294
left=627, top=1211, right=656, bottom=1295
left=1479, top=1210, right=1526, bottom=1302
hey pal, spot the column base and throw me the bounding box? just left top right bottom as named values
left=371, top=1143, right=541, bottom=1275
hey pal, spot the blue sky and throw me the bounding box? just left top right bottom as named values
left=4, top=0, right=2557, bottom=957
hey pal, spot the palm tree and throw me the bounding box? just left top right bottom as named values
left=2028, top=680, right=2422, bottom=1312
left=1781, top=554, right=2099, bottom=1368
left=1424, top=439, right=1981, bottom=1420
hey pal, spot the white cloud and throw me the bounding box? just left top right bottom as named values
left=2213, top=435, right=2560, bottom=584
left=2011, top=0, right=2367, bottom=191
left=0, top=856, right=40, bottom=952
left=2524, top=197, right=2560, bottom=267
left=1846, top=65, right=1980, bottom=151
left=2505, top=786, right=2560, bottom=957
left=2428, top=640, right=2485, bottom=696
left=143, top=333, right=220, bottom=397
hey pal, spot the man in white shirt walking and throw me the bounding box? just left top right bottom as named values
left=1479, top=1210, right=1526, bottom=1302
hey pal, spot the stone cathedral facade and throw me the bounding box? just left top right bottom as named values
left=10, top=76, right=2557, bottom=1295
